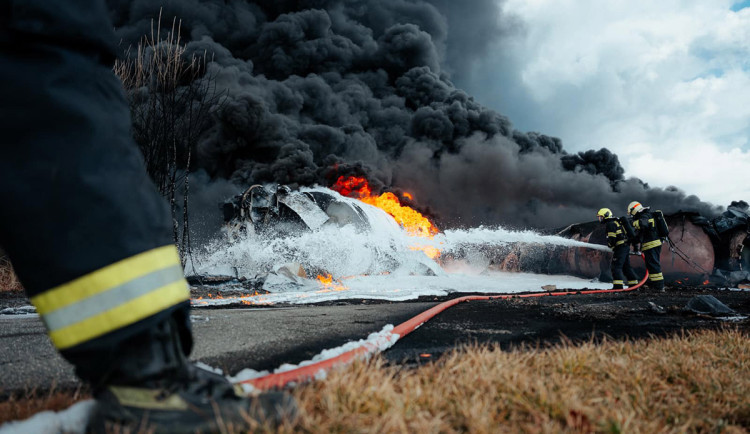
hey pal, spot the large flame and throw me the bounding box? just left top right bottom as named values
left=332, top=176, right=440, bottom=258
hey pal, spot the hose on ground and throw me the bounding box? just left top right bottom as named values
left=238, top=254, right=649, bottom=390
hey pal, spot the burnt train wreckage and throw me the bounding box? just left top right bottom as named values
left=221, top=184, right=374, bottom=237
left=222, top=185, right=750, bottom=287
left=499, top=203, right=750, bottom=286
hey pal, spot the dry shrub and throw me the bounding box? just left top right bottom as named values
left=0, top=256, right=23, bottom=292
left=113, top=12, right=224, bottom=265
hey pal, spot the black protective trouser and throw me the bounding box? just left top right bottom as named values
left=611, top=244, right=639, bottom=288
left=0, top=0, right=192, bottom=387
left=643, top=246, right=664, bottom=290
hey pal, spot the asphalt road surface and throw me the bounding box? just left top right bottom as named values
left=0, top=301, right=436, bottom=394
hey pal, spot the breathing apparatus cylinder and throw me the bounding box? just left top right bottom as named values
left=653, top=210, right=670, bottom=239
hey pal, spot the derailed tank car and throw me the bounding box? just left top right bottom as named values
left=554, top=206, right=749, bottom=286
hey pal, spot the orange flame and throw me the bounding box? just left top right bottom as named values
left=192, top=290, right=272, bottom=306
left=332, top=176, right=440, bottom=258
left=332, top=176, right=438, bottom=237
left=317, top=274, right=333, bottom=285
left=316, top=273, right=348, bottom=292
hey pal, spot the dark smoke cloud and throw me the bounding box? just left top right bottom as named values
left=561, top=148, right=624, bottom=185
left=107, top=0, right=723, bottom=234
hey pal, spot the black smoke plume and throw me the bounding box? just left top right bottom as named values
left=107, top=0, right=723, bottom=232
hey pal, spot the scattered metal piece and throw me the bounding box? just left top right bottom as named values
left=647, top=302, right=665, bottom=314
left=685, top=295, right=735, bottom=315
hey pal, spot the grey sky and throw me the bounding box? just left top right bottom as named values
left=450, top=0, right=750, bottom=207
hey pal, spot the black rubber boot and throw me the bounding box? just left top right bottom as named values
left=90, top=366, right=297, bottom=433
left=653, top=280, right=665, bottom=292
left=612, top=284, right=624, bottom=290
left=647, top=280, right=665, bottom=292
left=87, top=319, right=298, bottom=433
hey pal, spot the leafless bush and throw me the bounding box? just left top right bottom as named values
left=114, top=12, right=225, bottom=265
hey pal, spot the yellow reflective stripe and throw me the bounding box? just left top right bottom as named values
left=607, top=232, right=617, bottom=237
left=627, top=280, right=638, bottom=285
left=615, top=240, right=626, bottom=246
left=649, top=273, right=664, bottom=281
left=642, top=240, right=662, bottom=250
left=49, top=279, right=188, bottom=349
left=109, top=386, right=189, bottom=411
left=42, top=265, right=184, bottom=332
left=31, top=246, right=180, bottom=315
left=613, top=280, right=624, bottom=285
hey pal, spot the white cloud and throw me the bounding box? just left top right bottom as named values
left=624, top=144, right=750, bottom=206
left=462, top=0, right=750, bottom=206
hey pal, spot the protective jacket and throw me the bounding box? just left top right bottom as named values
left=631, top=209, right=664, bottom=287
left=602, top=216, right=638, bottom=288
left=632, top=210, right=662, bottom=251
left=604, top=217, right=628, bottom=249
left=0, top=0, right=191, bottom=384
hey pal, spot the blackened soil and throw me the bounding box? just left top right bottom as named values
left=384, top=288, right=750, bottom=365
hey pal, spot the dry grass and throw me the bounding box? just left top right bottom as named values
left=0, top=256, right=23, bottom=292
left=288, top=327, right=749, bottom=433
left=0, top=385, right=89, bottom=424
left=1, top=329, right=747, bottom=433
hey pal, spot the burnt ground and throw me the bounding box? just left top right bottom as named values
left=384, top=287, right=750, bottom=365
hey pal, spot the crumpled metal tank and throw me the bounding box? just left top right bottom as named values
left=222, top=184, right=372, bottom=236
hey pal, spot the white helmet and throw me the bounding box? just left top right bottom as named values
left=627, top=201, right=644, bottom=216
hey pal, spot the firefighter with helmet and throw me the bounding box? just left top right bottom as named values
left=597, top=208, right=639, bottom=289
left=627, top=201, right=665, bottom=291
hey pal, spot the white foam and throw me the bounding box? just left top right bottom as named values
left=0, top=400, right=96, bottom=434
left=187, top=187, right=609, bottom=305
left=230, top=324, right=399, bottom=393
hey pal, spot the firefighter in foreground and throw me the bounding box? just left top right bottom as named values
left=0, top=1, right=296, bottom=431
left=628, top=201, right=665, bottom=291
left=597, top=208, right=639, bottom=289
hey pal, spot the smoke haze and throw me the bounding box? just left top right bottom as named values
left=107, top=0, right=723, bottom=232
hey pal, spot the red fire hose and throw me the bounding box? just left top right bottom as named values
left=238, top=256, right=649, bottom=390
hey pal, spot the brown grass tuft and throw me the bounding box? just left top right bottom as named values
left=0, top=385, right=89, bottom=424
left=0, top=256, right=23, bottom=292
